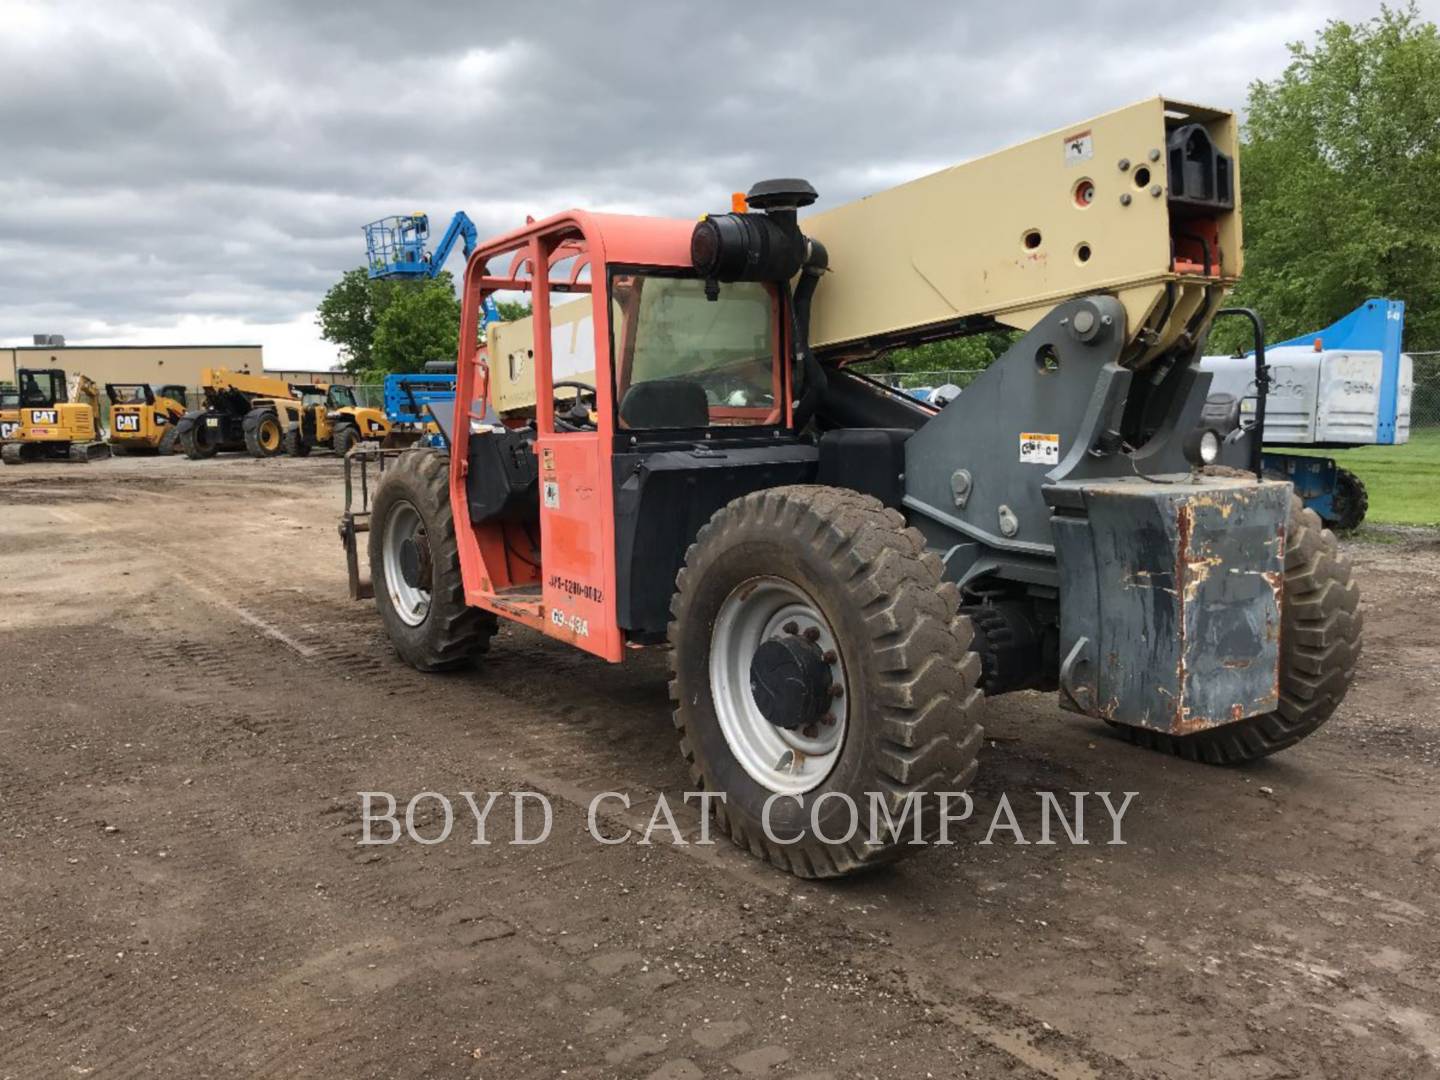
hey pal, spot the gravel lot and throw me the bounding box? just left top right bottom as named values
left=2, top=454, right=1437, bottom=1079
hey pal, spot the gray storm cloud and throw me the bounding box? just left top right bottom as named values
left=0, top=0, right=1400, bottom=366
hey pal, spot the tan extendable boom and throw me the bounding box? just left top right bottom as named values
left=801, top=96, right=1241, bottom=367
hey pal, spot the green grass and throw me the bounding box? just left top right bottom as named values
left=1290, top=427, right=1440, bottom=526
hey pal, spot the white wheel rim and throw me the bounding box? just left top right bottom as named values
left=382, top=500, right=430, bottom=627
left=709, top=576, right=848, bottom=795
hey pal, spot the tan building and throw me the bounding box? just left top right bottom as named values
left=1, top=344, right=264, bottom=389
left=0, top=344, right=353, bottom=392
left=264, top=368, right=356, bottom=386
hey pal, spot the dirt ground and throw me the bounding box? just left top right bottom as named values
left=1, top=454, right=1438, bottom=1080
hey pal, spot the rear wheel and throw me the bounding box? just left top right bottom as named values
left=158, top=426, right=180, bottom=454
left=1, top=443, right=24, bottom=466
left=1330, top=467, right=1368, bottom=532
left=1114, top=496, right=1361, bottom=763
left=368, top=448, right=497, bottom=671
left=243, top=408, right=283, bottom=458
left=669, top=485, right=985, bottom=878
left=333, top=424, right=361, bottom=456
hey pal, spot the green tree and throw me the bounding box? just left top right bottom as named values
left=371, top=282, right=463, bottom=374
left=1215, top=3, right=1440, bottom=352
left=316, top=267, right=460, bottom=374
left=857, top=331, right=1019, bottom=387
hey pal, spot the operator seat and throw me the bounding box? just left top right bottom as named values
left=618, top=379, right=709, bottom=430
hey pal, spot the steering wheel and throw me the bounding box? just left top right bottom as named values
left=552, top=380, right=597, bottom=430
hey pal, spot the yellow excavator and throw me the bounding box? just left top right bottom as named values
left=1, top=368, right=111, bottom=465
left=106, top=383, right=190, bottom=455
left=0, top=382, right=18, bottom=445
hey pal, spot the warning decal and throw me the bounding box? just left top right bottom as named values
left=1063, top=129, right=1093, bottom=165
left=1019, top=432, right=1059, bottom=465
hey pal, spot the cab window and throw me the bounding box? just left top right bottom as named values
left=611, top=273, right=778, bottom=430
left=19, top=371, right=63, bottom=407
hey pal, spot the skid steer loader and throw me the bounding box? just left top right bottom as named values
left=106, top=383, right=189, bottom=455
left=350, top=97, right=1361, bottom=877
left=2, top=369, right=111, bottom=465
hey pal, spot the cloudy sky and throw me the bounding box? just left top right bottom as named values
left=0, top=0, right=1421, bottom=370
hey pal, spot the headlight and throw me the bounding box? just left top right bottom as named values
left=1199, top=429, right=1221, bottom=464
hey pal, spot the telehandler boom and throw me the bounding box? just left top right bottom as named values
left=354, top=97, right=1360, bottom=877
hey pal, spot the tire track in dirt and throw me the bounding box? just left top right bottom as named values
left=142, top=554, right=1141, bottom=1080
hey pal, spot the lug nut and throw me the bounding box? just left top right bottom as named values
left=783, top=621, right=799, bottom=635
left=829, top=684, right=844, bottom=699
left=820, top=714, right=836, bottom=727
left=802, top=723, right=818, bottom=738
left=822, top=650, right=837, bottom=664
left=802, top=627, right=820, bottom=642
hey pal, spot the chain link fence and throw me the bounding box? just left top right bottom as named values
left=1410, top=352, right=1440, bottom=430
left=867, top=358, right=1440, bottom=432
left=863, top=368, right=990, bottom=398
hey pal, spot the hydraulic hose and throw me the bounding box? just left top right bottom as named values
left=790, top=238, right=829, bottom=433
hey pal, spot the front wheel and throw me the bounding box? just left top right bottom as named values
left=282, top=426, right=312, bottom=457
left=1329, top=467, right=1368, bottom=532
left=242, top=408, right=283, bottom=458
left=669, top=485, right=985, bottom=878
left=333, top=424, right=361, bottom=456
left=1114, top=495, right=1361, bottom=763
left=368, top=448, right=497, bottom=671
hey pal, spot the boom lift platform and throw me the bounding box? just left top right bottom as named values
left=364, top=212, right=478, bottom=279
left=347, top=97, right=1361, bottom=877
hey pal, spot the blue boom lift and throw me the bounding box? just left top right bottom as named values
left=363, top=210, right=502, bottom=326
left=364, top=212, right=478, bottom=279
left=1202, top=298, right=1412, bottom=530
left=383, top=372, right=456, bottom=448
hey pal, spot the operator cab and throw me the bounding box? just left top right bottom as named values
left=438, top=194, right=820, bottom=660
left=106, top=383, right=154, bottom=406
left=19, top=368, right=66, bottom=408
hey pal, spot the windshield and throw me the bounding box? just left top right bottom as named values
left=611, top=273, right=778, bottom=430
left=19, top=370, right=63, bottom=407
left=328, top=386, right=357, bottom=408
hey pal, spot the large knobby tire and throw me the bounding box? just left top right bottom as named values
left=1115, top=495, right=1361, bottom=764
left=1, top=443, right=23, bottom=466
left=158, top=425, right=180, bottom=455
left=282, top=426, right=312, bottom=457
left=368, top=448, right=497, bottom=671
left=1330, top=467, right=1368, bottom=532
left=243, top=408, right=283, bottom=458
left=333, top=424, right=361, bottom=457
left=179, top=414, right=218, bottom=459
left=669, top=485, right=985, bottom=878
